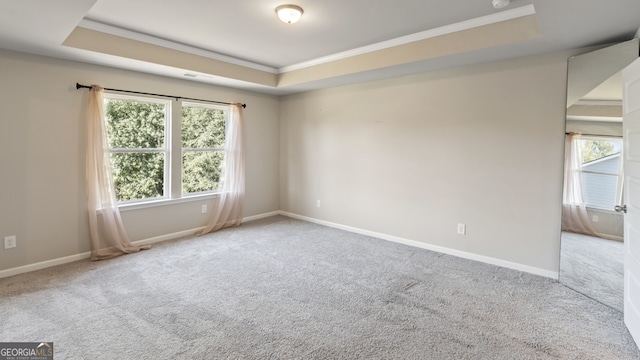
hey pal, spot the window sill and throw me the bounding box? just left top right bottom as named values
left=118, top=192, right=220, bottom=212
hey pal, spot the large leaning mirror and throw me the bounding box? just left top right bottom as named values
left=560, top=38, right=639, bottom=312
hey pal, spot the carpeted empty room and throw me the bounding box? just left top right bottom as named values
left=0, top=216, right=638, bottom=359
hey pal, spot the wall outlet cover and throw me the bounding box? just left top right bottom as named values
left=4, top=235, right=16, bottom=249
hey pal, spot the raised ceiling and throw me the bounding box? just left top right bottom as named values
left=0, top=0, right=639, bottom=95
left=83, top=0, right=526, bottom=69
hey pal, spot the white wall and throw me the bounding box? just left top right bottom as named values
left=280, top=52, right=570, bottom=275
left=0, top=49, right=280, bottom=272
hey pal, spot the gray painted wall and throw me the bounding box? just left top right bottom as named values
left=1, top=47, right=575, bottom=277
left=280, top=52, right=570, bottom=274
left=0, top=49, right=280, bottom=272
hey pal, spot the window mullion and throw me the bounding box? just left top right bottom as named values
left=580, top=170, right=619, bottom=176
left=182, top=148, right=225, bottom=152
left=170, top=100, right=182, bottom=200
left=109, top=148, right=166, bottom=153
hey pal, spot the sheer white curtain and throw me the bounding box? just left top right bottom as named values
left=86, top=85, right=151, bottom=260
left=199, top=103, right=245, bottom=234
left=562, top=133, right=599, bottom=236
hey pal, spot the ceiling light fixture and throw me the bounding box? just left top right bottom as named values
left=492, top=0, right=510, bottom=8
left=276, top=4, right=304, bottom=24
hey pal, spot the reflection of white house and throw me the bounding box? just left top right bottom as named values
left=582, top=153, right=621, bottom=210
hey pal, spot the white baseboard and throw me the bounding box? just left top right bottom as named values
left=0, top=226, right=205, bottom=280
left=132, top=211, right=282, bottom=248
left=0, top=211, right=281, bottom=280
left=0, top=210, right=558, bottom=281
left=0, top=252, right=91, bottom=279
left=242, top=211, right=281, bottom=223
left=131, top=227, right=206, bottom=247
left=279, top=211, right=559, bottom=280
left=597, top=233, right=624, bottom=242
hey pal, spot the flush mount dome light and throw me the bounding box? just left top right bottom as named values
left=276, top=4, right=304, bottom=24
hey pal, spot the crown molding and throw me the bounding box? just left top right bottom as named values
left=278, top=4, right=536, bottom=73
left=77, top=5, right=536, bottom=85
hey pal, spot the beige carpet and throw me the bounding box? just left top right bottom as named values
left=1, top=216, right=638, bottom=359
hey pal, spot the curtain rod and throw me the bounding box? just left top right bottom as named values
left=565, top=132, right=622, bottom=138
left=75, top=83, right=246, bottom=109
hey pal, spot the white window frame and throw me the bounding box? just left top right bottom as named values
left=103, top=93, right=229, bottom=210
left=181, top=101, right=229, bottom=197
left=579, top=135, right=623, bottom=211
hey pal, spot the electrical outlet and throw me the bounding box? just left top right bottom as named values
left=457, top=223, right=466, bottom=235
left=592, top=215, right=599, bottom=222
left=201, top=205, right=208, bottom=213
left=317, top=200, right=321, bottom=208
left=4, top=235, right=16, bottom=249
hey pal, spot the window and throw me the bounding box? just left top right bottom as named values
left=182, top=103, right=227, bottom=195
left=104, top=94, right=228, bottom=204
left=578, top=137, right=623, bottom=210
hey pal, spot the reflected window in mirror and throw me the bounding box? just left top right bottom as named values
left=575, top=136, right=623, bottom=211
left=560, top=38, right=638, bottom=313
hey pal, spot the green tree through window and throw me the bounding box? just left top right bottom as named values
left=182, top=104, right=226, bottom=194
left=105, top=98, right=166, bottom=201
left=581, top=140, right=616, bottom=163
left=103, top=95, right=228, bottom=203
